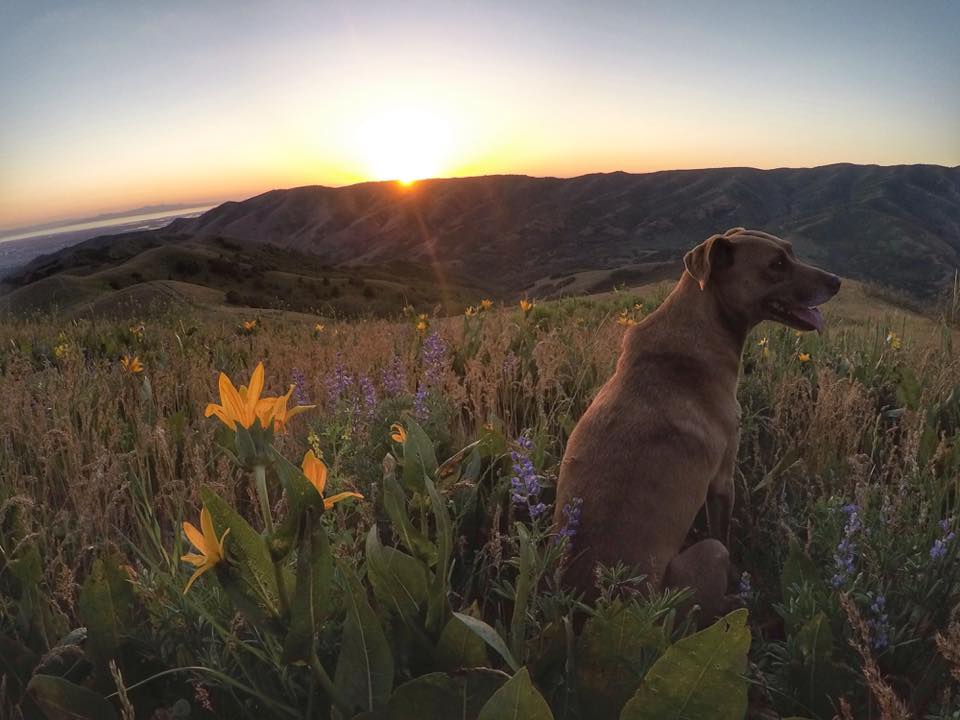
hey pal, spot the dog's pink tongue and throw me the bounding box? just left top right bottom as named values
left=795, top=306, right=825, bottom=332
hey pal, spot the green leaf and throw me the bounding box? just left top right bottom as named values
left=365, top=526, right=429, bottom=627
left=383, top=468, right=438, bottom=565
left=387, top=672, right=461, bottom=719
left=477, top=667, right=553, bottom=720
left=576, top=602, right=661, bottom=718
left=27, top=674, right=119, bottom=720
left=0, top=635, right=39, bottom=704
left=436, top=612, right=489, bottom=671
left=401, top=417, right=438, bottom=494
left=451, top=612, right=520, bottom=672
left=200, top=488, right=280, bottom=625
left=425, top=475, right=453, bottom=636
left=334, top=566, right=395, bottom=715
left=268, top=446, right=325, bottom=560
left=78, top=550, right=135, bottom=678
left=509, top=523, right=535, bottom=661
left=620, top=609, right=751, bottom=720
left=282, top=510, right=333, bottom=664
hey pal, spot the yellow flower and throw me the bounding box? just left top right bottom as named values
left=757, top=337, right=770, bottom=358
left=269, top=385, right=315, bottom=433
left=390, top=423, right=407, bottom=443
left=794, top=330, right=803, bottom=338
left=519, top=299, right=533, bottom=314
left=617, top=310, right=635, bottom=327
left=886, top=331, right=901, bottom=350
left=204, top=362, right=276, bottom=430
left=416, top=320, right=428, bottom=334
left=479, top=299, right=494, bottom=312
left=314, top=322, right=325, bottom=334
left=239, top=319, right=258, bottom=335
left=798, top=352, right=811, bottom=363
left=120, top=355, right=144, bottom=374
left=633, top=303, right=644, bottom=313
left=181, top=506, right=230, bottom=594
left=465, top=306, right=477, bottom=317
left=301, top=450, right=364, bottom=509
left=129, top=323, right=145, bottom=341
left=53, top=342, right=70, bottom=359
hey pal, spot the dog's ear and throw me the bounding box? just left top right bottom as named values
left=684, top=234, right=733, bottom=290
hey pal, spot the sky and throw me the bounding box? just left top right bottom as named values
left=1, top=0, right=958, bottom=231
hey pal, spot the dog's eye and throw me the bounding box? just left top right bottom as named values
left=770, top=257, right=787, bottom=272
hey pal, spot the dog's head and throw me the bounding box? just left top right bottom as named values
left=683, top=228, right=841, bottom=332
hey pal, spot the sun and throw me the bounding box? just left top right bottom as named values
left=355, top=108, right=452, bottom=185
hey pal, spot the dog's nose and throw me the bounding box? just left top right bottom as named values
left=826, top=274, right=841, bottom=294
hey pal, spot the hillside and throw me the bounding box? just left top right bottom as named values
left=4, top=163, right=960, bottom=315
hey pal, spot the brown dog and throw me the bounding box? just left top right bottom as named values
left=554, top=228, right=840, bottom=617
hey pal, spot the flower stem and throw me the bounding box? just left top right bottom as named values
left=253, top=463, right=288, bottom=615
left=310, top=651, right=351, bottom=715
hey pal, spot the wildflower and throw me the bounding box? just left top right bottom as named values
left=413, top=385, right=429, bottom=421
left=465, top=306, right=477, bottom=317
left=239, top=319, right=258, bottom=335
left=390, top=423, right=407, bottom=443
left=886, top=331, right=901, bottom=350
left=479, top=299, right=494, bottom=312
left=269, top=385, right=315, bottom=433
left=519, top=299, right=534, bottom=314
left=181, top=507, right=230, bottom=594
left=301, top=451, right=364, bottom=509
left=129, top=323, right=145, bottom=341
left=422, top=331, right=447, bottom=386
left=53, top=341, right=70, bottom=359
left=757, top=337, right=769, bottom=358
left=416, top=319, right=428, bottom=334
left=204, top=362, right=276, bottom=430
left=794, top=330, right=802, bottom=337
left=324, top=357, right=352, bottom=406
left=798, top=352, right=811, bottom=363
left=290, top=368, right=309, bottom=405
left=359, top=374, right=377, bottom=417
left=314, top=322, right=325, bottom=334
left=931, top=518, right=956, bottom=561
left=633, top=303, right=644, bottom=313
left=510, top=433, right=546, bottom=518
left=617, top=310, right=635, bottom=327
left=381, top=356, right=406, bottom=396
left=558, top=497, right=583, bottom=540
left=831, top=503, right=861, bottom=588
left=120, top=355, right=144, bottom=374
left=738, top=571, right=753, bottom=602
left=866, top=593, right=891, bottom=650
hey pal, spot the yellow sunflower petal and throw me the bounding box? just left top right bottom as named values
left=204, top=404, right=237, bottom=430
left=323, top=491, right=364, bottom=509
left=302, top=450, right=327, bottom=495
left=183, top=563, right=212, bottom=594
left=180, top=552, right=207, bottom=567
left=218, top=373, right=245, bottom=427
left=247, top=362, right=265, bottom=407
left=183, top=521, right=208, bottom=555
left=200, top=508, right=219, bottom=561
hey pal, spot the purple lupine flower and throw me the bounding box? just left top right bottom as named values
left=324, top=355, right=352, bottom=406
left=359, top=374, right=377, bottom=418
left=832, top=503, right=861, bottom=589
left=381, top=355, right=406, bottom=396
left=867, top=593, right=891, bottom=650
left=931, top=518, right=956, bottom=560
left=509, top=432, right=546, bottom=518
left=413, top=385, right=429, bottom=421
left=738, top=571, right=753, bottom=602
left=291, top=367, right=309, bottom=405
left=558, top=497, right=583, bottom=540
left=422, top=331, right=447, bottom=386
left=503, top=351, right=520, bottom=377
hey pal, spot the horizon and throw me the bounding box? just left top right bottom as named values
left=2, top=1, right=959, bottom=230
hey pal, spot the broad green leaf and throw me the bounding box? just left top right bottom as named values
left=200, top=488, right=280, bottom=625
left=477, top=667, right=553, bottom=720
left=334, top=566, right=395, bottom=715
left=425, top=475, right=453, bottom=635
left=0, top=635, right=39, bottom=704
left=27, top=674, right=119, bottom=720
left=620, top=609, right=751, bottom=720
left=78, top=550, right=135, bottom=678
left=436, top=612, right=488, bottom=671
left=282, top=511, right=333, bottom=664
left=401, top=417, right=438, bottom=494
left=452, top=612, right=520, bottom=672
left=365, top=526, right=429, bottom=627
left=387, top=672, right=461, bottom=719
left=383, top=469, right=438, bottom=565
left=268, top=446, right=325, bottom=560
left=577, top=602, right=661, bottom=718
left=509, top=523, right=535, bottom=660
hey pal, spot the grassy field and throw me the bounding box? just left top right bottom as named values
left=2, top=282, right=960, bottom=719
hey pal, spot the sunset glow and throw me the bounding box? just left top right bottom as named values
left=1, top=1, right=958, bottom=231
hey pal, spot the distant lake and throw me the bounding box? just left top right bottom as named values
left=0, top=205, right=214, bottom=244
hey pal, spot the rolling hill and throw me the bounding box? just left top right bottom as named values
left=4, top=163, right=959, bottom=316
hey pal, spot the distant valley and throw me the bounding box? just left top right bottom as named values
left=3, top=163, right=959, bottom=317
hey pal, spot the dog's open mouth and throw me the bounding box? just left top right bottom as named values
left=766, top=299, right=825, bottom=332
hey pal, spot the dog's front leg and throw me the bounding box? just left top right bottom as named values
left=706, top=445, right=736, bottom=547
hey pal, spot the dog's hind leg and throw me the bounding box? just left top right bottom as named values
left=664, top=539, right=733, bottom=623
